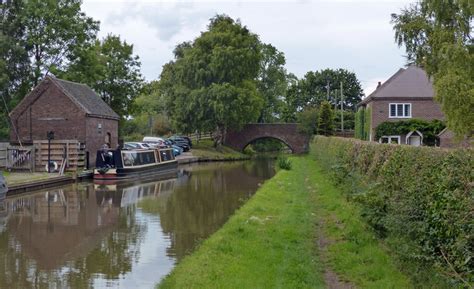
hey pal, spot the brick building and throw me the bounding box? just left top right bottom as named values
left=358, top=66, right=444, bottom=145
left=9, top=76, right=119, bottom=165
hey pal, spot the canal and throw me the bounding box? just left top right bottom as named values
left=0, top=160, right=275, bottom=288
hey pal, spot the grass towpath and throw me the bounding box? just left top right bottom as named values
left=191, top=139, right=249, bottom=160
left=158, top=156, right=411, bottom=289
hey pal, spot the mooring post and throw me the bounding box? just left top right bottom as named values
left=47, top=131, right=54, bottom=173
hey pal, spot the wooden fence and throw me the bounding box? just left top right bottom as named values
left=6, top=145, right=35, bottom=171
left=334, top=130, right=355, bottom=138
left=0, top=140, right=85, bottom=172
left=0, top=142, right=7, bottom=168
left=187, top=132, right=212, bottom=141
left=34, top=140, right=85, bottom=172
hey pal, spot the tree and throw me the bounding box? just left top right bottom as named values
left=0, top=0, right=99, bottom=139
left=0, top=0, right=31, bottom=139
left=257, top=44, right=288, bottom=123
left=392, top=0, right=473, bottom=137
left=283, top=69, right=364, bottom=122
left=160, top=15, right=264, bottom=146
left=296, top=107, right=318, bottom=135
left=23, top=0, right=99, bottom=85
left=281, top=73, right=301, bottom=122
left=124, top=80, right=171, bottom=138
left=59, top=34, right=143, bottom=120
left=318, top=101, right=335, bottom=136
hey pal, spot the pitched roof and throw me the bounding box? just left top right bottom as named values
left=359, top=66, right=434, bottom=105
left=50, top=77, right=120, bottom=119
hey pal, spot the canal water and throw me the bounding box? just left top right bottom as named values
left=0, top=160, right=275, bottom=289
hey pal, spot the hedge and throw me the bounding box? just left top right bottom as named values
left=312, top=136, right=473, bottom=286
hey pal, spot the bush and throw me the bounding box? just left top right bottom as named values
left=277, top=156, right=292, bottom=170
left=297, top=107, right=318, bottom=135
left=312, top=136, right=473, bottom=286
left=318, top=101, right=335, bottom=136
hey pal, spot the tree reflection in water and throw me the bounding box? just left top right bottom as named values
left=0, top=159, right=274, bottom=288
left=139, top=160, right=274, bottom=261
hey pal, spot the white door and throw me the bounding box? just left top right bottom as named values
left=408, top=135, right=421, bottom=146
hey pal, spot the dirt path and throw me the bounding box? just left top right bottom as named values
left=305, top=174, right=355, bottom=289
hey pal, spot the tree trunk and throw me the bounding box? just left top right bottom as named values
left=213, top=126, right=226, bottom=150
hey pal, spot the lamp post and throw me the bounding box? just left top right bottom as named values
left=47, top=131, right=54, bottom=173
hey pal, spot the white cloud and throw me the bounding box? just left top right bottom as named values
left=82, top=0, right=412, bottom=93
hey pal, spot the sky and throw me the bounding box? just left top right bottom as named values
left=82, top=0, right=413, bottom=96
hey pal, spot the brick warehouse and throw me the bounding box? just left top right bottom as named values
left=9, top=76, right=119, bottom=166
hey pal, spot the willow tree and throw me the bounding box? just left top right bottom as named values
left=160, top=15, right=263, bottom=147
left=392, top=0, right=473, bottom=137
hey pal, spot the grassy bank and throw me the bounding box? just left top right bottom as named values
left=158, top=156, right=410, bottom=288
left=2, top=171, right=61, bottom=185
left=312, top=136, right=473, bottom=287
left=191, top=139, right=249, bottom=160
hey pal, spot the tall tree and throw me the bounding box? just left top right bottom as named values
left=299, top=69, right=364, bottom=110
left=126, top=81, right=171, bottom=137
left=257, top=44, right=288, bottom=123
left=0, top=0, right=99, bottom=139
left=281, top=73, right=301, bottom=122
left=160, top=15, right=263, bottom=146
left=0, top=0, right=31, bottom=139
left=283, top=69, right=363, bottom=122
left=23, top=0, right=99, bottom=85
left=392, top=0, right=473, bottom=137
left=59, top=34, right=143, bottom=119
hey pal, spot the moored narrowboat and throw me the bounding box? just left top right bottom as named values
left=93, top=147, right=178, bottom=183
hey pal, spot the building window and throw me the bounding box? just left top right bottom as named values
left=389, top=103, right=411, bottom=118
left=379, top=135, right=401, bottom=144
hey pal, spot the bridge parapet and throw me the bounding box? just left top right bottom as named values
left=224, top=123, right=310, bottom=154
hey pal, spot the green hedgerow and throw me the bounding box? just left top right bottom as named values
left=312, top=136, right=473, bottom=287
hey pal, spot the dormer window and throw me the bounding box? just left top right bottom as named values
left=389, top=103, right=411, bottom=118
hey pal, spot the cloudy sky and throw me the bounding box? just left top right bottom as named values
left=82, top=0, right=413, bottom=96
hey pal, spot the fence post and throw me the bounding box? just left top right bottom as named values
left=32, top=145, right=36, bottom=173
left=86, top=151, right=89, bottom=170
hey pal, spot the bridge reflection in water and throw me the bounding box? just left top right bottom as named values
left=0, top=160, right=274, bottom=289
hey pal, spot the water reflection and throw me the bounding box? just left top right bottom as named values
left=0, top=160, right=274, bottom=288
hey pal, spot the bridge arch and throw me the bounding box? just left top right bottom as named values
left=242, top=136, right=294, bottom=153
left=224, top=123, right=310, bottom=154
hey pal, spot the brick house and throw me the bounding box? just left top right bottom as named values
left=358, top=66, right=444, bottom=145
left=9, top=76, right=119, bottom=165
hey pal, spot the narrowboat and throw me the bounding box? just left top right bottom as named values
left=0, top=172, right=7, bottom=200
left=93, top=147, right=178, bottom=183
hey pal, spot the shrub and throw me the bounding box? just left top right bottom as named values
left=317, top=101, right=335, bottom=136
left=277, top=156, right=292, bottom=170
left=297, top=107, right=318, bottom=135
left=354, top=107, right=371, bottom=140
left=312, top=136, right=473, bottom=286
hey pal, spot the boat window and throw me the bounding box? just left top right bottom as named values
left=160, top=149, right=174, bottom=162
left=122, top=151, right=156, bottom=166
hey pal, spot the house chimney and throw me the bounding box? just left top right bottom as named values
left=377, top=81, right=382, bottom=88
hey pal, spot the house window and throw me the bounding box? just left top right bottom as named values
left=389, top=103, right=411, bottom=118
left=379, top=135, right=401, bottom=144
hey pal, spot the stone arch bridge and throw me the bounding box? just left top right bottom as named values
left=224, top=123, right=311, bottom=154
